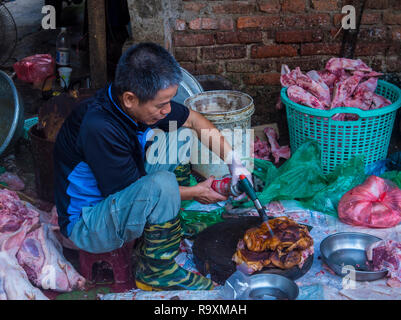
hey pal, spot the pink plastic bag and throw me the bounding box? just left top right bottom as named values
left=13, top=54, right=55, bottom=84
left=338, top=175, right=401, bottom=228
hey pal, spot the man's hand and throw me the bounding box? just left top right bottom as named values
left=227, top=151, right=253, bottom=201
left=193, top=176, right=228, bottom=204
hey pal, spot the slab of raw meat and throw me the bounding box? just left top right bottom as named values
left=264, top=127, right=291, bottom=164
left=307, top=70, right=330, bottom=91
left=281, top=67, right=331, bottom=107
left=366, top=240, right=401, bottom=287
left=0, top=190, right=40, bottom=255
left=280, top=65, right=299, bottom=87
left=371, top=94, right=392, bottom=109
left=331, top=75, right=362, bottom=109
left=0, top=251, right=48, bottom=300
left=326, top=57, right=372, bottom=74
left=353, top=70, right=384, bottom=78
left=0, top=172, right=25, bottom=191
left=317, top=70, right=338, bottom=87
left=287, top=85, right=326, bottom=109
left=343, top=78, right=378, bottom=110
left=17, top=223, right=86, bottom=292
left=296, top=71, right=331, bottom=107
left=253, top=136, right=271, bottom=161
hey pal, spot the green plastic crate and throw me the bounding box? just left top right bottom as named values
left=281, top=80, right=401, bottom=174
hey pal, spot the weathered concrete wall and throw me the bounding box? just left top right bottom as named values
left=127, top=0, right=181, bottom=51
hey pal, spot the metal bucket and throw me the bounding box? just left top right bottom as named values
left=0, top=70, right=24, bottom=156
left=184, top=90, right=255, bottom=178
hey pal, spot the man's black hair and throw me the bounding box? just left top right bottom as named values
left=114, top=42, right=182, bottom=103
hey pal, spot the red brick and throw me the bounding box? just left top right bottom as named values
left=366, top=0, right=389, bottom=9
left=202, top=46, right=247, bottom=60
left=276, top=30, right=323, bottom=43
left=361, top=13, right=382, bottom=25
left=281, top=0, right=306, bottom=13
left=311, top=0, right=339, bottom=11
left=174, top=47, right=198, bottom=62
left=194, top=63, right=224, bottom=75
left=226, top=61, right=262, bottom=73
left=216, top=31, right=263, bottom=44
left=277, top=57, right=326, bottom=71
left=386, top=56, right=401, bottom=72
left=212, top=3, right=255, bottom=14
left=243, top=73, right=281, bottom=86
left=390, top=0, right=401, bottom=10
left=183, top=2, right=208, bottom=13
left=392, top=26, right=401, bottom=40
left=367, top=57, right=385, bottom=72
left=189, top=18, right=218, bottom=30
left=216, top=32, right=239, bottom=44
left=251, top=44, right=298, bottom=58
left=218, top=18, right=234, bottom=31
left=179, top=62, right=196, bottom=74
left=300, top=43, right=341, bottom=56
left=174, top=33, right=215, bottom=47
left=258, top=0, right=280, bottom=13
left=333, top=13, right=345, bottom=27
left=358, top=27, right=388, bottom=41
left=282, top=14, right=330, bottom=28
left=237, top=16, right=280, bottom=29
left=175, top=19, right=186, bottom=31
left=354, top=42, right=389, bottom=56
left=388, top=44, right=401, bottom=55
left=189, top=18, right=202, bottom=30
left=384, top=13, right=401, bottom=24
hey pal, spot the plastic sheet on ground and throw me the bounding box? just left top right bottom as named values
left=99, top=200, right=401, bottom=300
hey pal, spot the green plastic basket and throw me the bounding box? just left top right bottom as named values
left=281, top=80, right=401, bottom=174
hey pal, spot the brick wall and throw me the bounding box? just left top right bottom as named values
left=172, top=0, right=401, bottom=127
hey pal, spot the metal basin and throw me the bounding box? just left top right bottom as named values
left=320, top=232, right=388, bottom=281
left=0, top=70, right=24, bottom=156
left=247, top=274, right=299, bottom=300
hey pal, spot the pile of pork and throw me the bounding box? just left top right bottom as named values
left=233, top=216, right=314, bottom=274
left=0, top=189, right=85, bottom=300
left=253, top=127, right=291, bottom=163
left=278, top=58, right=393, bottom=121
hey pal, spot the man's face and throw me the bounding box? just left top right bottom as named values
left=121, top=85, right=178, bottom=125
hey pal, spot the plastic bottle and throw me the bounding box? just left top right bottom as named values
left=56, top=27, right=71, bottom=68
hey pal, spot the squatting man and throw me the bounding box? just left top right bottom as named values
left=54, top=42, right=252, bottom=290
